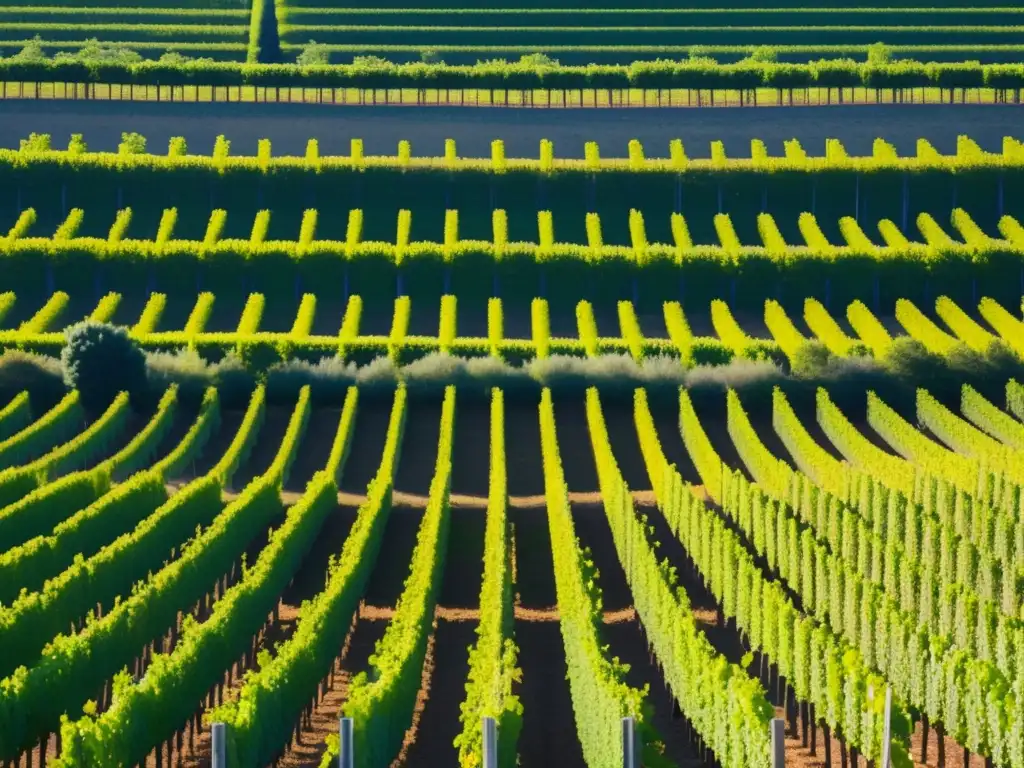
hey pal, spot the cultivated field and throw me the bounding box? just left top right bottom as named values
left=277, top=3, right=1024, bottom=64
left=5, top=0, right=1024, bottom=66
left=0, top=28, right=1023, bottom=762
left=2, top=345, right=1024, bottom=768
left=0, top=0, right=249, bottom=60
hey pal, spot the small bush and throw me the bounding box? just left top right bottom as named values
left=145, top=348, right=254, bottom=408
left=790, top=341, right=833, bottom=378
left=61, top=322, right=147, bottom=411
left=866, top=41, right=893, bottom=65
left=236, top=339, right=285, bottom=374
left=745, top=45, right=778, bottom=63
left=296, top=40, right=329, bottom=66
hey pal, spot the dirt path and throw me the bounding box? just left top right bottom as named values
left=196, top=398, right=432, bottom=768
left=503, top=396, right=587, bottom=768
left=1, top=101, right=1017, bottom=158
left=273, top=398, right=403, bottom=767
left=599, top=395, right=841, bottom=768
left=555, top=396, right=698, bottom=767
left=389, top=396, right=492, bottom=766
left=397, top=400, right=490, bottom=766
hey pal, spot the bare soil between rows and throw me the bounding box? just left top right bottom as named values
left=0, top=102, right=1018, bottom=158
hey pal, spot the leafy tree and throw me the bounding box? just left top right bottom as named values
left=61, top=322, right=147, bottom=411
left=13, top=36, right=46, bottom=62
left=352, top=54, right=391, bottom=67
left=519, top=52, right=560, bottom=68
left=296, top=40, right=329, bottom=66
left=867, top=42, right=893, bottom=65
left=745, top=45, right=778, bottom=63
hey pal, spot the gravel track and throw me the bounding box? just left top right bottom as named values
left=0, top=101, right=1020, bottom=156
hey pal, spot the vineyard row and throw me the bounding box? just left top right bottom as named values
left=6, top=368, right=1024, bottom=764
left=6, top=131, right=1023, bottom=173
left=2, top=290, right=1023, bottom=370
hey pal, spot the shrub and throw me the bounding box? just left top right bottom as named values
left=0, top=349, right=64, bottom=409
left=745, top=46, right=778, bottom=63
left=145, top=348, right=254, bottom=408
left=790, top=341, right=834, bottom=377
left=296, top=40, right=329, bottom=66
left=866, top=42, right=893, bottom=65
left=61, top=322, right=147, bottom=411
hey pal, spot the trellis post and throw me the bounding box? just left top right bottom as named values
left=622, top=716, right=640, bottom=768
left=211, top=722, right=226, bottom=768
left=483, top=716, right=498, bottom=768
left=772, top=717, right=785, bottom=768
left=339, top=717, right=354, bottom=768
left=881, top=687, right=893, bottom=768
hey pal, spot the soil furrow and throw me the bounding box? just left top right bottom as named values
left=558, top=397, right=697, bottom=768
left=504, top=396, right=586, bottom=768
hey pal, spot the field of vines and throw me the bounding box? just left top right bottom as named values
left=275, top=4, right=1024, bottom=64
left=2, top=119, right=1024, bottom=768
left=0, top=0, right=249, bottom=61
left=7, top=0, right=1024, bottom=70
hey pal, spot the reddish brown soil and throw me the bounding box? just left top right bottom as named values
left=395, top=611, right=478, bottom=768
left=391, top=404, right=489, bottom=767
left=557, top=397, right=698, bottom=767
left=240, top=401, right=407, bottom=767
left=395, top=395, right=487, bottom=766
left=182, top=460, right=418, bottom=767
left=151, top=398, right=394, bottom=768
left=502, top=396, right=588, bottom=767
left=275, top=609, right=390, bottom=768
